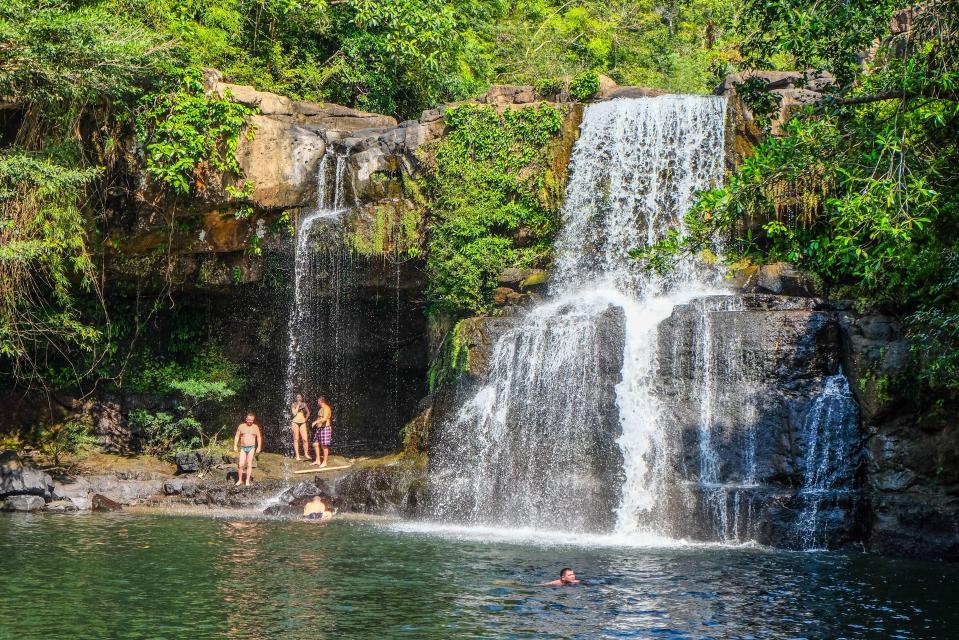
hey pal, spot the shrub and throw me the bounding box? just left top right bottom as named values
left=424, top=103, right=566, bottom=315
left=569, top=70, right=600, bottom=101
left=137, top=72, right=257, bottom=195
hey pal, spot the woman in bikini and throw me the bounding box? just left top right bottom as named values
left=290, top=393, right=311, bottom=461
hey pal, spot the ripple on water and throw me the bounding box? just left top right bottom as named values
left=1, top=514, right=957, bottom=640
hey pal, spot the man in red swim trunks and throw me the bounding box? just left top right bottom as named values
left=311, top=396, right=332, bottom=467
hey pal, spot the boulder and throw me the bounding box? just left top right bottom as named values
left=600, top=86, right=666, bottom=101
left=91, top=493, right=123, bottom=512
left=595, top=74, right=619, bottom=98
left=231, top=117, right=327, bottom=209
left=336, top=456, right=426, bottom=516
left=734, top=262, right=815, bottom=297
left=45, top=500, right=79, bottom=513
left=174, top=450, right=219, bottom=474
left=208, top=73, right=397, bottom=130
left=0, top=451, right=54, bottom=499
left=492, top=287, right=524, bottom=307
left=716, top=70, right=834, bottom=137
left=163, top=479, right=185, bottom=495
left=478, top=85, right=538, bottom=106
left=1, top=495, right=46, bottom=512
left=53, top=475, right=165, bottom=508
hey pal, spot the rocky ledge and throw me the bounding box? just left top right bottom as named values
left=0, top=449, right=426, bottom=518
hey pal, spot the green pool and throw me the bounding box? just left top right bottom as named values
left=1, top=513, right=955, bottom=639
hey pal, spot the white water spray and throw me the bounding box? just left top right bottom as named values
left=429, top=96, right=729, bottom=533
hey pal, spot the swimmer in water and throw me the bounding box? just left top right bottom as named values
left=542, top=567, right=581, bottom=586
left=302, top=495, right=333, bottom=521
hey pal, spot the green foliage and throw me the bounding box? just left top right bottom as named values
left=0, top=0, right=170, bottom=110
left=114, top=0, right=486, bottom=118
left=640, top=1, right=959, bottom=395
left=129, top=371, right=236, bottom=456
left=534, top=77, right=563, bottom=98
left=124, top=343, right=241, bottom=396
left=0, top=1, right=169, bottom=382
left=737, top=0, right=904, bottom=85
left=734, top=76, right=782, bottom=131
left=342, top=0, right=484, bottom=115
left=569, top=70, right=600, bottom=101
left=128, top=410, right=200, bottom=455
left=424, top=103, right=565, bottom=315
left=427, top=319, right=470, bottom=392
left=908, top=308, right=959, bottom=392
left=485, top=0, right=738, bottom=93
left=138, top=73, right=257, bottom=194
left=43, top=421, right=98, bottom=467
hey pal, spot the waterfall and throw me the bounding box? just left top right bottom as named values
left=796, top=372, right=859, bottom=549
left=283, top=153, right=349, bottom=451
left=428, top=96, right=729, bottom=532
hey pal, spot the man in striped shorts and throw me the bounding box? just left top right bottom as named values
left=311, top=396, right=333, bottom=467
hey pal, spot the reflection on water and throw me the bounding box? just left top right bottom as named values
left=1, top=513, right=956, bottom=639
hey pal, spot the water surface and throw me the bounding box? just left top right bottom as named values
left=1, top=513, right=955, bottom=639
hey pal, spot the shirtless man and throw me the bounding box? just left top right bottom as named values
left=542, top=568, right=581, bottom=586
left=302, top=495, right=333, bottom=521
left=311, top=396, right=333, bottom=467
left=233, top=413, right=263, bottom=486
left=290, top=393, right=311, bottom=461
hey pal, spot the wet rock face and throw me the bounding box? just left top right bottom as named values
left=652, top=294, right=862, bottom=548
left=174, top=450, right=220, bottom=474
left=837, top=313, right=959, bottom=560
left=428, top=305, right=627, bottom=531
left=335, top=457, right=426, bottom=516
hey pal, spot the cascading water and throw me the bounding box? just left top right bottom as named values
left=796, top=372, right=859, bottom=549
left=283, top=150, right=427, bottom=454
left=428, top=96, right=729, bottom=532
left=283, top=153, right=349, bottom=451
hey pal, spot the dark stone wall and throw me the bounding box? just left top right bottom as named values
left=652, top=294, right=864, bottom=548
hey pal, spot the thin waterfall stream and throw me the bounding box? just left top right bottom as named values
left=283, top=153, right=349, bottom=453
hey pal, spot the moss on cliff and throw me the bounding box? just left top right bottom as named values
left=422, top=102, right=573, bottom=316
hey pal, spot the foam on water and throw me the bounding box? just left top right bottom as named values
left=384, top=520, right=749, bottom=551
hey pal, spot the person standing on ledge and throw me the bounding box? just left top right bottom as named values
left=290, top=393, right=311, bottom=461
left=233, top=413, right=263, bottom=486
left=311, top=396, right=333, bottom=467
left=542, top=568, right=582, bottom=586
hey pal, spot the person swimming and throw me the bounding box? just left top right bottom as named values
left=290, top=393, right=311, bottom=461
left=302, top=495, right=334, bottom=521
left=542, top=568, right=581, bottom=586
